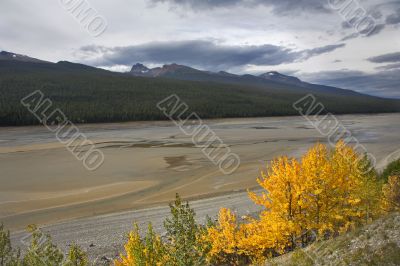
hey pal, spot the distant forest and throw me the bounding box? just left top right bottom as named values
left=1, top=61, right=400, bottom=126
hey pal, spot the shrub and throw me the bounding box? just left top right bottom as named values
left=22, top=224, right=64, bottom=266
left=381, top=159, right=400, bottom=181
left=1, top=224, right=88, bottom=266
left=0, top=223, right=20, bottom=266
left=163, top=193, right=205, bottom=266
left=65, top=244, right=88, bottom=266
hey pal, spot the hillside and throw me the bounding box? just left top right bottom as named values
left=268, top=212, right=400, bottom=266
left=1, top=57, right=400, bottom=126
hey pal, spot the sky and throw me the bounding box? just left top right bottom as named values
left=1, top=0, right=399, bottom=98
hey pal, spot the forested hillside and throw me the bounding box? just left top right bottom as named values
left=1, top=60, right=400, bottom=126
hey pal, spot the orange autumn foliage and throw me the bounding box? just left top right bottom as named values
left=206, top=208, right=241, bottom=257
left=205, top=141, right=382, bottom=263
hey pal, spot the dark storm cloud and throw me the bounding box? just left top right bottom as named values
left=150, top=0, right=330, bottom=15
left=368, top=52, right=400, bottom=63
left=81, top=40, right=345, bottom=70
left=301, top=69, right=400, bottom=98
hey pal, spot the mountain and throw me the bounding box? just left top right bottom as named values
left=0, top=52, right=399, bottom=126
left=0, top=51, right=49, bottom=63
left=128, top=63, right=360, bottom=96
left=130, top=63, right=150, bottom=75
left=130, top=63, right=205, bottom=78
left=259, top=71, right=302, bottom=86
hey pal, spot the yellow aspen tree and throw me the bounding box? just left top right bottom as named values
left=207, top=141, right=382, bottom=263
left=248, top=156, right=305, bottom=249
left=300, top=143, right=333, bottom=233
left=331, top=141, right=381, bottom=230
left=247, top=141, right=379, bottom=247
left=238, top=211, right=296, bottom=257
left=354, top=156, right=382, bottom=222
left=205, top=208, right=244, bottom=265
left=382, top=175, right=400, bottom=212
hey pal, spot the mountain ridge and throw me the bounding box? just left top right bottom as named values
left=127, top=62, right=363, bottom=97
left=0, top=50, right=387, bottom=98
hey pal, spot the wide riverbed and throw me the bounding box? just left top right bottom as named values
left=1, top=113, right=399, bottom=230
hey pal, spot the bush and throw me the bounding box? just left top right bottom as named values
left=0, top=223, right=88, bottom=266
left=163, top=193, right=205, bottom=266
left=65, top=244, right=88, bottom=266
left=381, top=159, right=400, bottom=182
left=22, top=225, right=64, bottom=266
left=0, top=223, right=20, bottom=266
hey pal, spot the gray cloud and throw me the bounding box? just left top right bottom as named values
left=339, top=23, right=385, bottom=41
left=366, top=24, right=386, bottom=37
left=371, top=9, right=384, bottom=19
left=301, top=69, right=400, bottom=98
left=302, top=44, right=345, bottom=59
left=340, top=33, right=359, bottom=41
left=341, top=21, right=352, bottom=29
left=339, top=23, right=385, bottom=42
left=386, top=8, right=400, bottom=24
left=150, top=0, right=331, bottom=15
left=337, top=3, right=400, bottom=41
left=81, top=40, right=345, bottom=71
left=368, top=52, right=400, bottom=63
left=376, top=63, right=400, bottom=70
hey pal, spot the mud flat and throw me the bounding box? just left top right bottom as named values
left=1, top=113, right=399, bottom=230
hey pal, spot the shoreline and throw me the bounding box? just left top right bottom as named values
left=0, top=111, right=399, bottom=130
